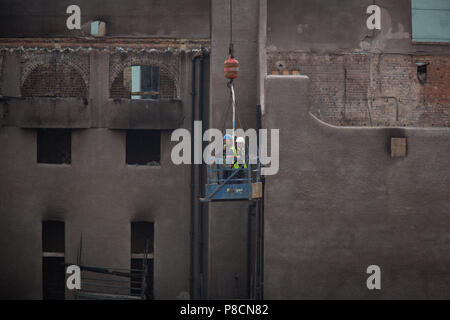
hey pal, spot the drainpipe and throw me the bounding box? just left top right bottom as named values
left=197, top=47, right=206, bottom=299
left=190, top=51, right=202, bottom=299
left=247, top=201, right=256, bottom=299
left=256, top=104, right=265, bottom=300
left=260, top=175, right=265, bottom=299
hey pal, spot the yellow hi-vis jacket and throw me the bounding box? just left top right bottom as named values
left=233, top=146, right=247, bottom=169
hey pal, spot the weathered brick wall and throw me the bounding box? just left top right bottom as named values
left=267, top=53, right=450, bottom=127
left=20, top=52, right=89, bottom=98
left=22, top=62, right=88, bottom=98
left=109, top=52, right=180, bottom=100
left=110, top=71, right=129, bottom=99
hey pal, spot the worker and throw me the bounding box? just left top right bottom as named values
left=234, top=136, right=247, bottom=169
left=222, top=134, right=235, bottom=180
left=233, top=136, right=247, bottom=183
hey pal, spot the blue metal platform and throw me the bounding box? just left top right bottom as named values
left=201, top=156, right=262, bottom=202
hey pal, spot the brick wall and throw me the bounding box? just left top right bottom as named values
left=20, top=52, right=89, bottom=98
left=21, top=62, right=88, bottom=98
left=267, top=53, right=450, bottom=127
left=110, top=70, right=130, bottom=99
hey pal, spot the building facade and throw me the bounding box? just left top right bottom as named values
left=0, top=0, right=449, bottom=299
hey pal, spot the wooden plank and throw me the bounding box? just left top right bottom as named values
left=76, top=291, right=142, bottom=300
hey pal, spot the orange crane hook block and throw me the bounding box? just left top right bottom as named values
left=224, top=55, right=239, bottom=79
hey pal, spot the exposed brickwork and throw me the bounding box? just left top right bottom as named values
left=21, top=52, right=89, bottom=89
left=110, top=71, right=130, bottom=99
left=21, top=62, right=88, bottom=97
left=268, top=53, right=450, bottom=127
left=109, top=52, right=180, bottom=99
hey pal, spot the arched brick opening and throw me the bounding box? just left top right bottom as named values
left=21, top=63, right=88, bottom=98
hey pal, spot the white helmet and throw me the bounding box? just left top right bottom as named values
left=236, top=137, right=245, bottom=143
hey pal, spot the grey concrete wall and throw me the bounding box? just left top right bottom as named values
left=0, top=127, right=190, bottom=299
left=0, top=0, right=210, bottom=38
left=267, top=0, right=450, bottom=54
left=0, top=48, right=204, bottom=299
left=263, top=75, right=450, bottom=299
left=207, top=0, right=259, bottom=299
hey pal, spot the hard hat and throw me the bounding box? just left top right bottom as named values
left=236, top=137, right=245, bottom=143
left=224, top=134, right=232, bottom=140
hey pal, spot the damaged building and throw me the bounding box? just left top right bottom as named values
left=0, top=0, right=449, bottom=299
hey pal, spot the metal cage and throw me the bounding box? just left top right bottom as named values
left=201, top=154, right=262, bottom=202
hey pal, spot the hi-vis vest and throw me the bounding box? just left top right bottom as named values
left=223, top=145, right=247, bottom=169
left=233, top=146, right=247, bottom=169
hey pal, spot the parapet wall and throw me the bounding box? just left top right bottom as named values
left=263, top=75, right=450, bottom=299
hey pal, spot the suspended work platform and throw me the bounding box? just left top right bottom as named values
left=201, top=156, right=262, bottom=202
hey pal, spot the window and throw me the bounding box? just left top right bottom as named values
left=131, top=222, right=154, bottom=299
left=37, top=129, right=71, bottom=164
left=131, top=66, right=159, bottom=100
left=90, top=21, right=106, bottom=37
left=126, top=130, right=161, bottom=166
left=42, top=220, right=65, bottom=300
left=412, top=0, right=450, bottom=43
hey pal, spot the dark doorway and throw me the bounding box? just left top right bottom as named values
left=42, top=220, right=65, bottom=300
left=131, top=221, right=154, bottom=299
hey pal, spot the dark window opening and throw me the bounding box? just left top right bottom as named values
left=131, top=66, right=159, bottom=100
left=42, top=220, right=65, bottom=300
left=131, top=222, right=154, bottom=299
left=126, top=130, right=161, bottom=166
left=37, top=129, right=71, bottom=164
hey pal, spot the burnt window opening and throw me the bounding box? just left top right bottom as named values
left=131, top=66, right=159, bottom=100
left=42, top=220, right=65, bottom=300
left=37, top=129, right=71, bottom=164
left=131, top=221, right=154, bottom=299
left=126, top=130, right=161, bottom=166
left=416, top=62, right=429, bottom=85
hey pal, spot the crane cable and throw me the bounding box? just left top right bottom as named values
left=222, top=0, right=247, bottom=143
left=229, top=0, right=234, bottom=144
left=229, top=0, right=233, bottom=57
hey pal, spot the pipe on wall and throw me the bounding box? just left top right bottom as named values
left=247, top=201, right=256, bottom=298
left=190, top=48, right=207, bottom=300
left=197, top=47, right=206, bottom=300
left=190, top=51, right=202, bottom=299
left=256, top=104, right=265, bottom=299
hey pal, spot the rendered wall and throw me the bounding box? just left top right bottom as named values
left=0, top=0, right=210, bottom=38
left=0, top=48, right=200, bottom=299
left=263, top=75, right=450, bottom=299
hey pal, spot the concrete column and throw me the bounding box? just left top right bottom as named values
left=89, top=51, right=109, bottom=128
left=208, top=0, right=260, bottom=299
left=1, top=52, right=21, bottom=97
